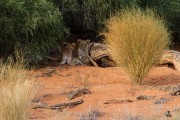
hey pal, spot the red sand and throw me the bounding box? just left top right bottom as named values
left=28, top=65, right=180, bottom=120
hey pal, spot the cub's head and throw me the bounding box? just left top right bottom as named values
left=77, top=39, right=90, bottom=51
left=63, top=42, right=75, bottom=52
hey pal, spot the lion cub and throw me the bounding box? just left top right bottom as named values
left=60, top=42, right=83, bottom=65
left=78, top=39, right=98, bottom=67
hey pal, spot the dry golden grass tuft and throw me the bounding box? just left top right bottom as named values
left=0, top=80, right=36, bottom=120
left=0, top=50, right=36, bottom=120
left=0, top=50, right=26, bottom=83
left=104, top=8, right=171, bottom=84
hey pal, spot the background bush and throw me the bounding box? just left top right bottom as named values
left=55, top=0, right=179, bottom=41
left=0, top=0, right=67, bottom=63
left=0, top=0, right=179, bottom=63
left=56, top=0, right=137, bottom=32
left=138, top=0, right=180, bottom=33
left=104, top=8, right=171, bottom=84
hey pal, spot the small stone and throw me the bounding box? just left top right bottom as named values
left=154, top=97, right=170, bottom=104
left=136, top=95, right=155, bottom=100
left=165, top=111, right=172, bottom=117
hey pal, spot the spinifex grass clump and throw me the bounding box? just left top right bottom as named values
left=0, top=80, right=35, bottom=120
left=0, top=51, right=26, bottom=83
left=104, top=8, right=171, bottom=84
left=0, top=50, right=36, bottom=120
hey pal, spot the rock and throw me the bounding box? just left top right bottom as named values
left=136, top=95, right=155, bottom=100
left=154, top=97, right=170, bottom=104
left=165, top=111, right=172, bottom=117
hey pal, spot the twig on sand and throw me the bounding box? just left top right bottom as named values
left=67, top=88, right=91, bottom=100
left=104, top=99, right=133, bottom=104
left=32, top=99, right=83, bottom=111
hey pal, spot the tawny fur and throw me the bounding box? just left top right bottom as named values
left=60, top=43, right=83, bottom=65
left=77, top=39, right=99, bottom=67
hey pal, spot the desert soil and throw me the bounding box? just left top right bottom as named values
left=28, top=63, right=180, bottom=120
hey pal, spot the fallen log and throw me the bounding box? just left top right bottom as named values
left=170, top=89, right=180, bottom=96
left=67, top=88, right=91, bottom=100
left=32, top=99, right=83, bottom=111
left=32, top=102, right=49, bottom=109
left=50, top=99, right=83, bottom=109
left=104, top=99, right=133, bottom=104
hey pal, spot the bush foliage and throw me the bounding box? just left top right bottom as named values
left=138, top=0, right=180, bottom=32
left=104, top=8, right=171, bottom=84
left=56, top=0, right=137, bottom=32
left=56, top=0, right=180, bottom=35
left=0, top=0, right=66, bottom=61
left=0, top=0, right=179, bottom=62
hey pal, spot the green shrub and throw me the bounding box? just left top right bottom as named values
left=138, top=0, right=180, bottom=33
left=0, top=0, right=67, bottom=63
left=104, top=8, right=171, bottom=84
left=55, top=0, right=179, bottom=42
left=57, top=0, right=137, bottom=32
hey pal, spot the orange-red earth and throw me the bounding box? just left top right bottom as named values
left=28, top=65, right=180, bottom=120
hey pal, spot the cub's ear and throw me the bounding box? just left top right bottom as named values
left=77, top=39, right=82, bottom=44
left=72, top=43, right=76, bottom=47
left=86, top=39, right=90, bottom=44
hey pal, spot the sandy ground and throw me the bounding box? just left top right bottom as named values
left=28, top=64, right=180, bottom=120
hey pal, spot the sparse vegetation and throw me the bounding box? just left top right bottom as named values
left=104, top=8, right=171, bottom=84
left=0, top=51, right=36, bottom=120
left=79, top=107, right=102, bottom=120
left=0, top=50, right=26, bottom=83
left=0, top=80, right=36, bottom=120
left=173, top=108, right=180, bottom=120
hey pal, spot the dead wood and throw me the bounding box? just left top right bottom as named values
left=104, top=99, right=133, bottom=104
left=43, top=56, right=60, bottom=61
left=170, top=89, right=180, bottom=96
left=86, top=53, right=99, bottom=67
left=32, top=99, right=83, bottom=111
left=136, top=95, right=156, bottom=100
left=32, top=94, right=53, bottom=103
left=32, top=102, right=49, bottom=109
left=154, top=97, right=170, bottom=104
left=67, top=88, right=91, bottom=100
left=50, top=99, right=83, bottom=109
left=88, top=56, right=99, bottom=67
